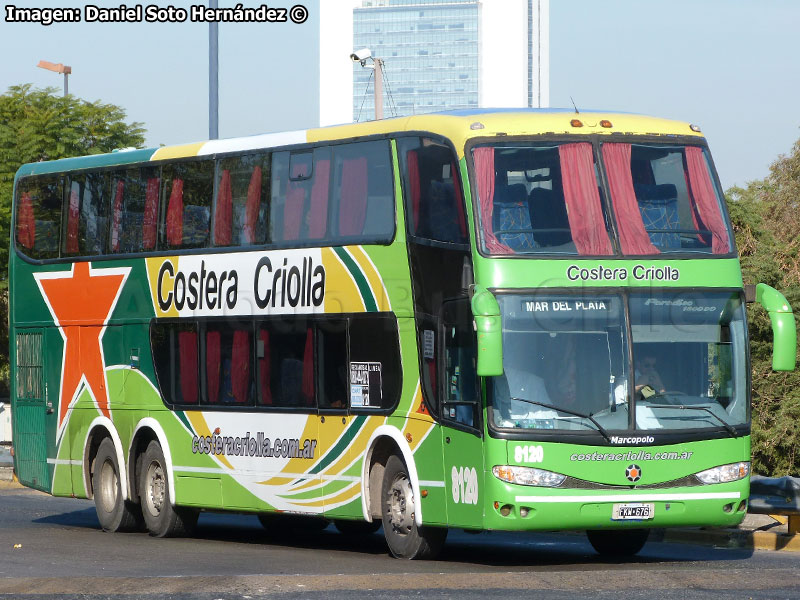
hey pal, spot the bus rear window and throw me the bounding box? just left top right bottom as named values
left=471, top=142, right=612, bottom=256
left=15, top=175, right=63, bottom=260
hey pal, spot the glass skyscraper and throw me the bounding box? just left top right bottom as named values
left=352, top=0, right=548, bottom=120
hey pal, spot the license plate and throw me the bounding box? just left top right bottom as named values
left=612, top=502, right=654, bottom=520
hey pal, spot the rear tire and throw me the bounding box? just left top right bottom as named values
left=334, top=519, right=381, bottom=536
left=139, top=440, right=197, bottom=537
left=587, top=529, right=649, bottom=557
left=381, top=454, right=447, bottom=559
left=92, top=438, right=142, bottom=532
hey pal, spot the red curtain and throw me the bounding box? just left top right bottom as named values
left=214, top=169, right=232, bottom=246
left=450, top=161, right=467, bottom=238
left=66, top=188, right=80, bottom=254
left=17, top=192, right=35, bottom=249
left=111, top=180, right=124, bottom=252
left=166, top=179, right=184, bottom=247
left=309, top=159, right=330, bottom=239
left=338, top=157, right=368, bottom=236
left=473, top=147, right=512, bottom=254
left=143, top=177, right=159, bottom=250
left=602, top=143, right=658, bottom=255
left=206, top=330, right=220, bottom=404
left=258, top=329, right=271, bottom=405
left=231, top=330, right=250, bottom=404
left=558, top=143, right=613, bottom=255
left=283, top=183, right=305, bottom=241
left=685, top=146, right=730, bottom=254
left=244, top=166, right=262, bottom=244
left=178, top=331, right=198, bottom=404
left=407, top=150, right=421, bottom=233
left=301, top=327, right=314, bottom=405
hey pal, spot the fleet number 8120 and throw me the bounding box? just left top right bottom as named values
left=514, top=445, right=544, bottom=463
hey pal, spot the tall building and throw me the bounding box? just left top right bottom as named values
left=352, top=0, right=549, bottom=120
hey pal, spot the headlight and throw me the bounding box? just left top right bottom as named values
left=492, top=465, right=566, bottom=487
left=695, top=462, right=750, bottom=484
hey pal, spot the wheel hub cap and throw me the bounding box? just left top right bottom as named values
left=388, top=474, right=415, bottom=534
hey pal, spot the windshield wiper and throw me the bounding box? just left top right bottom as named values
left=508, top=397, right=611, bottom=442
left=643, top=402, right=739, bottom=438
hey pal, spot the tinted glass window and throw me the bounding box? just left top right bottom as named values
left=215, top=153, right=271, bottom=247
left=204, top=320, right=254, bottom=405
left=399, top=137, right=468, bottom=244
left=15, top=175, right=63, bottom=259
left=442, top=299, right=479, bottom=427
left=271, top=148, right=331, bottom=243
left=257, top=319, right=316, bottom=408
left=602, top=143, right=733, bottom=255
left=629, top=292, right=747, bottom=430
left=109, top=167, right=161, bottom=253
left=151, top=321, right=199, bottom=406
left=161, top=160, right=214, bottom=249
left=472, top=142, right=612, bottom=255
left=64, top=172, right=110, bottom=256
left=348, top=313, right=402, bottom=411
left=491, top=294, right=628, bottom=433
left=317, top=320, right=348, bottom=410
left=332, top=140, right=394, bottom=241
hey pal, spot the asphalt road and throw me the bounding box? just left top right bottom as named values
left=2, top=481, right=800, bottom=599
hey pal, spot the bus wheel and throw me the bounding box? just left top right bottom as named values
left=334, top=519, right=381, bottom=536
left=139, top=440, right=197, bottom=538
left=92, top=438, right=142, bottom=532
left=381, top=454, right=447, bottom=559
left=587, top=529, right=649, bottom=557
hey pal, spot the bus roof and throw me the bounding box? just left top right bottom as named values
left=15, top=108, right=704, bottom=178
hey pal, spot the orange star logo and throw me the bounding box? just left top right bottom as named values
left=35, top=262, right=130, bottom=439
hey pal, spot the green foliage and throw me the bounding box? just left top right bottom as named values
left=0, top=84, right=146, bottom=287
left=0, top=84, right=146, bottom=396
left=727, top=136, right=800, bottom=476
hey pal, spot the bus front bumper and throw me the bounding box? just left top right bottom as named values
left=483, top=480, right=749, bottom=532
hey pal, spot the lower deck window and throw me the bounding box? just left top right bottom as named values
left=151, top=313, right=401, bottom=412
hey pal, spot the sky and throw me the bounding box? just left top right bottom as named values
left=1, top=0, right=799, bottom=189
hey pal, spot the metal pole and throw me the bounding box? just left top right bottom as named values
left=63, top=73, right=68, bottom=97
left=209, top=0, right=219, bottom=139
left=373, top=59, right=384, bottom=120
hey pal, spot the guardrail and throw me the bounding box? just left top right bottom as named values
left=748, top=475, right=800, bottom=534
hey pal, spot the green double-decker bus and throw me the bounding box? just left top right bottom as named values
left=10, top=109, right=796, bottom=559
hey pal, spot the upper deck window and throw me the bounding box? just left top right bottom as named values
left=472, top=142, right=612, bottom=256
left=602, top=143, right=732, bottom=255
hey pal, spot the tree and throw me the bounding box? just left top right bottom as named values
left=727, top=136, right=800, bottom=476
left=0, top=84, right=146, bottom=395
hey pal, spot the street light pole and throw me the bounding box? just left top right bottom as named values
left=209, top=0, right=219, bottom=139
left=373, top=58, right=384, bottom=121
left=37, top=60, right=72, bottom=96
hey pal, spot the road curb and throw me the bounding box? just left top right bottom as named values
left=0, top=466, right=14, bottom=482
left=664, top=527, right=800, bottom=552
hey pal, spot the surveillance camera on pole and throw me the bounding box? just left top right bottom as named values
left=351, top=48, right=383, bottom=120
left=350, top=48, right=372, bottom=65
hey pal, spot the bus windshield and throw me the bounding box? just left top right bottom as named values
left=471, top=141, right=733, bottom=257
left=490, top=291, right=748, bottom=435
left=491, top=294, right=629, bottom=433
left=630, top=291, right=748, bottom=431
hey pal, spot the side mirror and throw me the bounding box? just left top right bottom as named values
left=755, top=283, right=796, bottom=371
left=471, top=285, right=503, bottom=376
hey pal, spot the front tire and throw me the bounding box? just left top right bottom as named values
left=92, top=438, right=142, bottom=532
left=139, top=440, right=197, bottom=537
left=381, top=454, right=446, bottom=559
left=587, top=529, right=649, bottom=557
